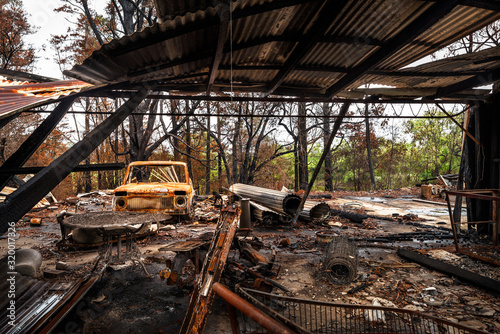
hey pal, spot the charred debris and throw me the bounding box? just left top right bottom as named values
left=0, top=183, right=499, bottom=334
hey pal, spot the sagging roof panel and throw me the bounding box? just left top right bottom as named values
left=64, top=0, right=500, bottom=99
left=368, top=45, right=500, bottom=89
left=0, top=79, right=92, bottom=119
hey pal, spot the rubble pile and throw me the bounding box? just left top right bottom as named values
left=0, top=188, right=498, bottom=333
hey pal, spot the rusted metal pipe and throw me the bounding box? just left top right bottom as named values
left=299, top=201, right=330, bottom=221
left=212, top=283, right=295, bottom=334
left=230, top=183, right=301, bottom=216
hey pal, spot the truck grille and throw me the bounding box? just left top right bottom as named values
left=126, top=197, right=173, bottom=210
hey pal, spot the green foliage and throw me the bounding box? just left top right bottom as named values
left=403, top=109, right=463, bottom=181
left=325, top=108, right=463, bottom=191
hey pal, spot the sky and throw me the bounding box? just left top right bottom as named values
left=22, top=0, right=69, bottom=78
left=22, top=0, right=103, bottom=79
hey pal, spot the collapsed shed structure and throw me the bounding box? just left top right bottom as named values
left=1, top=0, right=500, bottom=234
left=1, top=1, right=500, bottom=332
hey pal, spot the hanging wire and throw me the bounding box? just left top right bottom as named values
left=230, top=0, right=233, bottom=102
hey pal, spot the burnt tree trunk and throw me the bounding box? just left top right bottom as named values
left=117, top=0, right=135, bottom=34
left=205, top=102, right=211, bottom=194
left=323, top=103, right=333, bottom=191
left=365, top=104, right=376, bottom=191
left=298, top=102, right=308, bottom=190
left=294, top=142, right=299, bottom=191
left=172, top=101, right=181, bottom=161
left=217, top=115, right=222, bottom=186
left=0, top=138, right=6, bottom=164
left=83, top=98, right=91, bottom=192
left=232, top=105, right=241, bottom=183
left=185, top=102, right=194, bottom=184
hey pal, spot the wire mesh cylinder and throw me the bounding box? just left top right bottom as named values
left=323, top=237, right=358, bottom=284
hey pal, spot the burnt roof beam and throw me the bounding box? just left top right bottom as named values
left=265, top=0, right=350, bottom=96
left=325, top=0, right=461, bottom=98
left=129, top=32, right=383, bottom=81
left=227, top=34, right=384, bottom=53
left=207, top=6, right=230, bottom=95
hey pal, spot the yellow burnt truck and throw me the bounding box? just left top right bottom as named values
left=112, top=161, right=194, bottom=221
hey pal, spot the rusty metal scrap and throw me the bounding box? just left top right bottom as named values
left=229, top=261, right=290, bottom=293
left=323, top=237, right=358, bottom=285
left=180, top=204, right=241, bottom=334
left=230, top=183, right=330, bottom=222
left=238, top=241, right=269, bottom=267
left=250, top=200, right=286, bottom=225
left=445, top=189, right=500, bottom=246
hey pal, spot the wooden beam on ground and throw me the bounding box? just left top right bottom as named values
left=397, top=248, right=500, bottom=295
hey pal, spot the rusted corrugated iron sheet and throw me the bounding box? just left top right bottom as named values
left=0, top=275, right=79, bottom=333
left=65, top=0, right=500, bottom=98
left=0, top=255, right=99, bottom=333
left=0, top=79, right=92, bottom=120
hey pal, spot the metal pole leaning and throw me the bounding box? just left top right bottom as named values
left=212, top=283, right=295, bottom=334
left=291, top=102, right=350, bottom=225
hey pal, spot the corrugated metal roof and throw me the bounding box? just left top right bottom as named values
left=0, top=79, right=92, bottom=120
left=64, top=0, right=500, bottom=99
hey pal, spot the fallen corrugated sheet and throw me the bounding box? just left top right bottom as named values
left=249, top=200, right=285, bottom=224
left=0, top=258, right=99, bottom=333
left=298, top=200, right=330, bottom=222
left=230, top=183, right=301, bottom=216
left=230, top=183, right=330, bottom=222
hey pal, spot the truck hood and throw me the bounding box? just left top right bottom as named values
left=114, top=183, right=192, bottom=194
